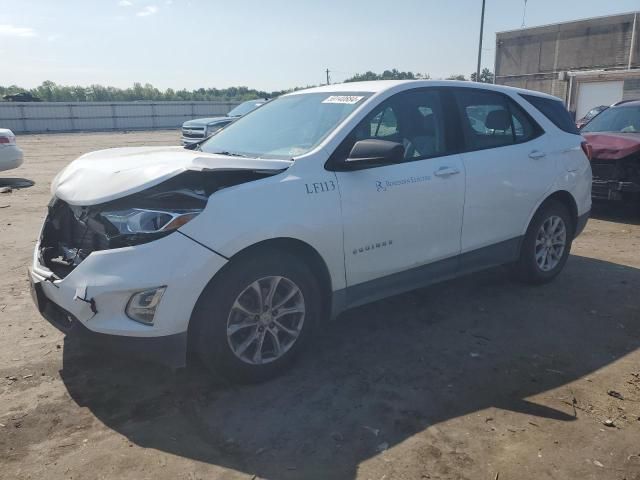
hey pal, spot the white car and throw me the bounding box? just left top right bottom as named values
left=30, top=81, right=591, bottom=381
left=0, top=128, right=24, bottom=171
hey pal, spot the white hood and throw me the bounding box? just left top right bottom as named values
left=52, top=146, right=292, bottom=205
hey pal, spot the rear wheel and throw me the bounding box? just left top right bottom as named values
left=191, top=249, right=320, bottom=382
left=512, top=200, right=574, bottom=284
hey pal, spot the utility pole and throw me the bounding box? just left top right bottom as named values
left=476, top=0, right=486, bottom=82
left=326, top=68, right=331, bottom=85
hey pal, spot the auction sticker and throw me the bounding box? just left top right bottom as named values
left=322, top=95, right=364, bottom=104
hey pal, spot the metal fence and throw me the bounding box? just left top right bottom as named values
left=0, top=101, right=241, bottom=134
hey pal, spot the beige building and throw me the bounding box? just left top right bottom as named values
left=495, top=12, right=639, bottom=119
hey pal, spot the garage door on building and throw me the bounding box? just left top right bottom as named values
left=576, top=81, right=624, bottom=119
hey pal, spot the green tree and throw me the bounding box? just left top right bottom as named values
left=470, top=68, right=494, bottom=83
left=5, top=82, right=250, bottom=102
left=71, top=86, right=88, bottom=102
left=344, top=69, right=429, bottom=83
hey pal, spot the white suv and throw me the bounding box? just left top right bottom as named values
left=30, top=81, right=591, bottom=381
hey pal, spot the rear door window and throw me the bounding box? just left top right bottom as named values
left=454, top=89, right=541, bottom=151
left=510, top=102, right=539, bottom=142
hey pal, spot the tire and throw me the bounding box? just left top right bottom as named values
left=512, top=200, right=574, bottom=285
left=191, top=248, right=320, bottom=383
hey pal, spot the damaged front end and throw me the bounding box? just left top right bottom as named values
left=590, top=154, right=640, bottom=202
left=39, top=169, right=274, bottom=279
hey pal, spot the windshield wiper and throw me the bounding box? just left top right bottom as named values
left=213, top=151, right=249, bottom=158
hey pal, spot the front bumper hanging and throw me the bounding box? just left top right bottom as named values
left=30, top=277, right=188, bottom=368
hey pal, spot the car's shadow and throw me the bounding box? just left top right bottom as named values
left=60, top=255, right=640, bottom=479
left=0, top=177, right=35, bottom=190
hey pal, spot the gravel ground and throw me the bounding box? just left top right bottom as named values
left=1, top=130, right=639, bottom=480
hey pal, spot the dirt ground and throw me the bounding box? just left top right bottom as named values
left=1, top=130, right=639, bottom=480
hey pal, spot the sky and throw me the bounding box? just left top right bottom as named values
left=0, top=0, right=638, bottom=91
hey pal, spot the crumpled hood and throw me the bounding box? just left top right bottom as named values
left=52, top=146, right=292, bottom=206
left=583, top=132, right=640, bottom=161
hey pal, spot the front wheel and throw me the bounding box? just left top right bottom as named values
left=191, top=250, right=320, bottom=382
left=512, top=200, right=574, bottom=284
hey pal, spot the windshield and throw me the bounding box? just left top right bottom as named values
left=583, top=106, right=605, bottom=120
left=201, top=92, right=371, bottom=159
left=582, top=106, right=640, bottom=133
left=227, top=100, right=266, bottom=117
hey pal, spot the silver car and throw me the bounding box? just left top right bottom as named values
left=0, top=129, right=23, bottom=172
left=181, top=99, right=268, bottom=145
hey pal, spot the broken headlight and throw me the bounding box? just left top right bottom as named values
left=101, top=208, right=201, bottom=235
left=94, top=184, right=209, bottom=246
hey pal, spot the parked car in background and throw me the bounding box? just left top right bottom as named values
left=30, top=81, right=590, bottom=381
left=2, top=92, right=41, bottom=102
left=0, top=129, right=24, bottom=171
left=576, top=105, right=607, bottom=129
left=580, top=99, right=640, bottom=204
left=181, top=98, right=268, bottom=145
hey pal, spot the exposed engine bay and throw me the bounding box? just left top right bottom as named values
left=39, top=169, right=277, bottom=279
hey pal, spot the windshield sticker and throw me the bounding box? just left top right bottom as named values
left=322, top=95, right=365, bottom=105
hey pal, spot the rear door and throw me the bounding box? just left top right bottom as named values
left=452, top=88, right=556, bottom=255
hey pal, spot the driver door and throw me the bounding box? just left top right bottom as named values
left=330, top=88, right=466, bottom=306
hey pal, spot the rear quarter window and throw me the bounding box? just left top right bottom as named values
left=520, top=94, right=579, bottom=135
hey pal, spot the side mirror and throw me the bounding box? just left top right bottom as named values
left=342, top=139, right=405, bottom=170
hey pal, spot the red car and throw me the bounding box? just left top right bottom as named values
left=580, top=100, right=640, bottom=204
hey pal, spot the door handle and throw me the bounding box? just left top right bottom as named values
left=529, top=150, right=546, bottom=160
left=434, top=166, right=460, bottom=177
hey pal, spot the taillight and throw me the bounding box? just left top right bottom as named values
left=581, top=141, right=592, bottom=161
left=0, top=135, right=15, bottom=145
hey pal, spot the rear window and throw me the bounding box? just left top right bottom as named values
left=520, top=94, right=579, bottom=134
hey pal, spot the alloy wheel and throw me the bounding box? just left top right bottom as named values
left=226, top=276, right=305, bottom=365
left=534, top=215, right=567, bottom=272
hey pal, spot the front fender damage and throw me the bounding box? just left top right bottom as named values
left=40, top=168, right=284, bottom=279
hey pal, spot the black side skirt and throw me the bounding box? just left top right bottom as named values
left=334, top=237, right=523, bottom=314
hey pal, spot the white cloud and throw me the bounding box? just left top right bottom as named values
left=47, top=34, right=62, bottom=42
left=136, top=5, right=158, bottom=16
left=164, top=0, right=173, bottom=4
left=118, top=0, right=133, bottom=6
left=0, top=24, right=37, bottom=38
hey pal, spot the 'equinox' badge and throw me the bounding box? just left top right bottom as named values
left=353, top=240, right=393, bottom=255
